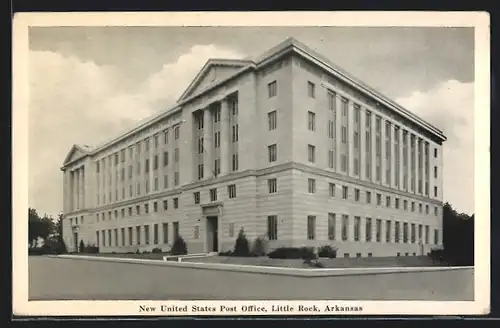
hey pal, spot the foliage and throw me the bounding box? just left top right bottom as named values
left=233, top=228, right=250, bottom=256
left=218, top=250, right=233, bottom=256
left=317, top=245, right=338, bottom=258
left=85, top=244, right=99, bottom=254
left=152, top=247, right=163, bottom=253
left=268, top=247, right=316, bottom=260
left=171, top=236, right=188, bottom=255
left=439, top=202, right=474, bottom=266
left=28, top=208, right=55, bottom=247
left=79, top=240, right=85, bottom=253
left=251, top=236, right=268, bottom=256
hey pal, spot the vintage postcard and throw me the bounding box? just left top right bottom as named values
left=12, top=11, right=490, bottom=317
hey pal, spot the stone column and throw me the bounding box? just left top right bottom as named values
left=371, top=114, right=376, bottom=182
left=406, top=133, right=411, bottom=192
left=360, top=108, right=366, bottom=180
left=76, top=169, right=80, bottom=210
left=81, top=167, right=85, bottom=209
left=347, top=102, right=355, bottom=176
left=419, top=138, right=425, bottom=196
left=380, top=119, right=387, bottom=186
left=203, top=107, right=214, bottom=179
left=390, top=125, right=396, bottom=189
left=398, top=128, right=404, bottom=191
left=413, top=135, right=419, bottom=194
left=335, top=96, right=342, bottom=173
left=220, top=99, right=230, bottom=176
left=359, top=217, right=366, bottom=243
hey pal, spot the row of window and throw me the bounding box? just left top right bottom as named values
left=267, top=214, right=440, bottom=245
left=95, top=126, right=181, bottom=174
left=96, top=222, right=180, bottom=247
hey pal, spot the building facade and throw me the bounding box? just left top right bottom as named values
left=61, top=38, right=446, bottom=257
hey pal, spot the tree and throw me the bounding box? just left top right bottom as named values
left=233, top=228, right=250, bottom=256
left=441, top=202, right=474, bottom=266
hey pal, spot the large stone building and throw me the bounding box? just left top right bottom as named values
left=61, top=38, right=446, bottom=257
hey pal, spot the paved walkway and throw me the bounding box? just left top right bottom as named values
left=29, top=256, right=474, bottom=301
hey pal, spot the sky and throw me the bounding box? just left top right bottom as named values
left=27, top=26, right=475, bottom=217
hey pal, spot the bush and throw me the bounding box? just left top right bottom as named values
left=171, top=236, right=188, bottom=255
left=317, top=245, right=338, bottom=258
left=152, top=247, right=163, bottom=253
left=429, top=248, right=445, bottom=262
left=268, top=247, right=316, bottom=260
left=233, top=228, right=250, bottom=256
left=85, top=244, right=99, bottom=253
left=218, top=250, right=233, bottom=256
left=78, top=240, right=85, bottom=253
left=251, top=236, right=267, bottom=256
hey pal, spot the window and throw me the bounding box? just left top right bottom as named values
left=174, top=126, right=180, bottom=140
left=173, top=197, right=178, bottom=209
left=114, top=229, right=118, bottom=246
left=354, top=216, right=361, bottom=241
left=328, top=91, right=336, bottom=111
left=197, top=164, right=204, bottom=180
left=386, top=220, right=391, bottom=243
left=153, top=224, right=159, bottom=244
left=162, top=223, right=169, bottom=244
left=232, top=124, right=239, bottom=143
left=308, top=144, right=316, bottom=163
left=434, top=229, right=439, bottom=244
left=328, top=149, right=334, bottom=168
left=174, top=148, right=179, bottom=162
left=366, top=218, right=372, bottom=242
left=308, top=178, right=316, bottom=193
left=419, top=203, right=423, bottom=213
left=341, top=98, right=348, bottom=117
left=128, top=207, right=132, bottom=216
left=121, top=208, right=125, bottom=218
left=328, top=120, right=334, bottom=139
left=434, top=148, right=438, bottom=158
left=376, top=219, right=382, bottom=242
left=164, top=175, right=169, bottom=189
left=268, top=178, right=277, bottom=193
left=228, top=184, right=236, bottom=199
left=434, top=206, right=439, bottom=216
left=307, top=81, right=315, bottom=98
left=144, top=203, right=149, bottom=214
left=232, top=153, right=239, bottom=171
left=194, top=226, right=200, bottom=239
left=163, top=200, right=168, bottom=210
left=329, top=183, right=336, bottom=197
left=214, top=159, right=220, bottom=176
left=268, top=110, right=277, bottom=130
left=341, top=154, right=347, bottom=172
left=403, top=223, right=408, bottom=243
left=127, top=227, right=132, bottom=245
left=328, top=213, right=336, bottom=240
left=213, top=108, right=221, bottom=123
left=174, top=171, right=179, bottom=186
left=196, top=114, right=204, bottom=130
left=411, top=201, right=415, bottom=212
left=434, top=166, right=438, bottom=178
left=197, top=137, right=204, bottom=154
left=341, top=215, right=349, bottom=241
left=268, top=144, right=277, bottom=162
left=342, top=186, right=348, bottom=199
left=307, top=216, right=316, bottom=240
left=404, top=199, right=408, bottom=211
left=395, top=198, right=400, bottom=209
left=268, top=81, right=277, bottom=98
left=395, top=221, right=400, bottom=243
left=341, top=126, right=347, bottom=143
left=354, top=188, right=360, bottom=201
left=308, top=111, right=316, bottom=131
left=386, top=196, right=391, bottom=208
left=268, top=215, right=278, bottom=240
left=434, top=186, right=438, bottom=197
left=209, top=188, right=217, bottom=202
left=411, top=223, right=416, bottom=243
left=426, top=204, right=429, bottom=214
left=136, top=226, right=141, bottom=245
left=190, top=192, right=199, bottom=205
left=164, top=130, right=169, bottom=144
left=366, top=191, right=371, bottom=203
left=418, top=224, right=423, bottom=242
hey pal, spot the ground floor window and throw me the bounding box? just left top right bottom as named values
left=267, top=216, right=277, bottom=240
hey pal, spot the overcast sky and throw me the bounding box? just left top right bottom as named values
left=28, top=26, right=474, bottom=217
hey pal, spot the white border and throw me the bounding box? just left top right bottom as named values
left=12, top=11, right=491, bottom=316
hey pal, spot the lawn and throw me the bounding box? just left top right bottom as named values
left=182, top=255, right=444, bottom=269
left=66, top=252, right=170, bottom=260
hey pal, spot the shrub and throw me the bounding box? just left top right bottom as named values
left=318, top=245, right=338, bottom=258
left=251, top=236, right=267, bottom=256
left=79, top=240, right=85, bottom=253
left=218, top=250, right=233, bottom=256
left=171, top=236, right=188, bottom=255
left=233, top=228, right=250, bottom=256
left=429, top=248, right=446, bottom=263
left=268, top=247, right=316, bottom=260
left=152, top=247, right=163, bottom=253
left=85, top=244, right=99, bottom=253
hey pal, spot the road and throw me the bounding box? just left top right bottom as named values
left=29, top=256, right=474, bottom=301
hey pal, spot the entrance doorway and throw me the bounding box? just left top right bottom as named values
left=206, top=216, right=219, bottom=252
left=73, top=232, right=79, bottom=252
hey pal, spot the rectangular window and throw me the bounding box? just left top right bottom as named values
left=307, top=216, right=316, bottom=240
left=162, top=223, right=169, bottom=244
left=214, top=159, right=220, bottom=176
left=354, top=216, right=361, bottom=241
left=308, top=178, right=316, bottom=193
left=308, top=111, right=316, bottom=131
left=376, top=219, right=382, bottom=242
left=173, top=198, right=178, bottom=209
left=328, top=91, right=336, bottom=111
left=342, top=186, right=348, bottom=199
left=366, top=218, right=372, bottom=242
left=434, top=229, right=439, bottom=244
left=232, top=153, right=239, bottom=171
left=411, top=223, right=416, bottom=243
left=354, top=188, right=360, bottom=201
left=268, top=81, right=277, bottom=98
left=174, top=126, right=180, bottom=140
left=395, top=221, right=400, bottom=243
left=403, top=222, right=409, bottom=243
left=342, top=215, right=349, bottom=241
left=268, top=178, right=277, bottom=194
left=386, top=220, right=391, bottom=243
left=153, top=202, right=158, bottom=213
left=328, top=149, right=334, bottom=168
left=193, top=192, right=200, bottom=204
left=268, top=144, right=277, bottom=162
left=136, top=226, right=141, bottom=245
left=268, top=110, right=277, bottom=130
left=329, top=183, right=336, bottom=197
left=153, top=224, right=159, bottom=244
left=366, top=191, right=371, bottom=203
left=174, top=171, right=179, bottom=186
left=209, top=188, right=217, bottom=202
left=197, top=164, right=204, bottom=180
left=128, top=227, right=133, bottom=245
left=267, top=215, right=278, bottom=240
left=308, top=144, right=316, bottom=163
left=232, top=124, right=239, bottom=143
left=328, top=213, right=336, bottom=240
left=327, top=120, right=335, bottom=139
left=307, top=81, right=315, bottom=98
left=228, top=184, right=236, bottom=199
left=214, top=132, right=220, bottom=149
left=386, top=196, right=391, bottom=208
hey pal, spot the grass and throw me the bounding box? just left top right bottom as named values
left=66, top=252, right=171, bottom=260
